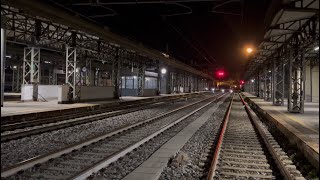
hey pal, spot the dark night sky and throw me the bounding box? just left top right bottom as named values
left=54, top=0, right=271, bottom=80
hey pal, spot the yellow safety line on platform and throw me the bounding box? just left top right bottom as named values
left=280, top=112, right=319, bottom=134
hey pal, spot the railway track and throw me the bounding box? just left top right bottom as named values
left=1, top=94, right=203, bottom=142
left=1, top=93, right=226, bottom=179
left=1, top=93, right=202, bottom=132
left=206, top=93, right=305, bottom=180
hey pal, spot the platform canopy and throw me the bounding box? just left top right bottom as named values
left=244, top=0, right=319, bottom=79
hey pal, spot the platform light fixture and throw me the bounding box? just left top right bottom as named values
left=230, top=90, right=233, bottom=93
left=246, top=47, right=253, bottom=54
left=314, top=46, right=319, bottom=51
left=13, top=65, right=17, bottom=69
left=6, top=55, right=11, bottom=58
left=268, top=70, right=271, bottom=72
left=251, top=79, right=255, bottom=83
left=221, top=89, right=225, bottom=93
left=161, top=68, right=167, bottom=74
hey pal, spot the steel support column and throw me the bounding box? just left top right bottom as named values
left=23, top=47, right=41, bottom=84
left=23, top=47, right=40, bottom=101
left=187, top=74, right=191, bottom=92
left=272, top=56, right=285, bottom=106
left=85, top=59, right=91, bottom=86
left=1, top=28, right=5, bottom=106
left=12, top=66, right=21, bottom=92
left=65, top=46, right=79, bottom=101
left=264, top=67, right=272, bottom=101
left=112, top=48, right=121, bottom=99
left=137, top=63, right=145, bottom=96
left=167, top=71, right=172, bottom=94
left=258, top=71, right=264, bottom=98
left=157, top=64, right=161, bottom=93
left=183, top=72, right=186, bottom=93
left=288, top=48, right=305, bottom=113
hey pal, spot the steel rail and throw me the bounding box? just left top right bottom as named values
left=1, top=94, right=203, bottom=142
left=1, top=93, right=225, bottom=178
left=1, top=94, right=194, bottom=132
left=70, top=93, right=228, bottom=180
left=239, top=93, right=296, bottom=180
left=206, top=93, right=234, bottom=179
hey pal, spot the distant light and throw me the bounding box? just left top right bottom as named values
left=13, top=65, right=17, bottom=69
left=314, top=46, right=319, bottom=51
left=234, top=85, right=237, bottom=88
left=162, top=53, right=169, bottom=58
left=216, top=70, right=225, bottom=78
left=161, top=68, right=167, bottom=74
left=221, top=89, right=225, bottom=93
left=44, top=61, right=51, bottom=64
left=230, top=90, right=233, bottom=93
left=246, top=48, right=253, bottom=54
left=205, top=87, right=208, bottom=91
left=133, top=76, right=137, bottom=79
left=76, top=68, right=80, bottom=72
left=6, top=55, right=11, bottom=58
left=211, top=88, right=215, bottom=91
left=268, top=70, right=271, bottom=73
left=240, top=80, right=245, bottom=85
left=251, top=79, right=255, bottom=82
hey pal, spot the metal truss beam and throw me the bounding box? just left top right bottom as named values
left=245, top=13, right=318, bottom=79
left=1, top=2, right=212, bottom=79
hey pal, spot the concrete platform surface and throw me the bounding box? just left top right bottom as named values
left=1, top=92, right=206, bottom=118
left=1, top=97, right=145, bottom=117
left=242, top=92, right=319, bottom=170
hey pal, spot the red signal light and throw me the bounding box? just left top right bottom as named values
left=240, top=80, right=245, bottom=85
left=216, top=70, right=225, bottom=78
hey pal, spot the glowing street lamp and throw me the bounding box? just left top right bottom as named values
left=246, top=47, right=253, bottom=54
left=161, top=68, right=167, bottom=74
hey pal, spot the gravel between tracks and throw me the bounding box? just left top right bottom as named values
left=1, top=97, right=201, bottom=169
left=90, top=95, right=229, bottom=180
left=159, top=96, right=231, bottom=180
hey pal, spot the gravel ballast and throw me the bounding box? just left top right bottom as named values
left=90, top=95, right=229, bottom=180
left=159, top=96, right=231, bottom=180
left=1, top=98, right=201, bottom=169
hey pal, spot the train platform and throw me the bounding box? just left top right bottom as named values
left=241, top=92, right=319, bottom=170
left=1, top=92, right=206, bottom=121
